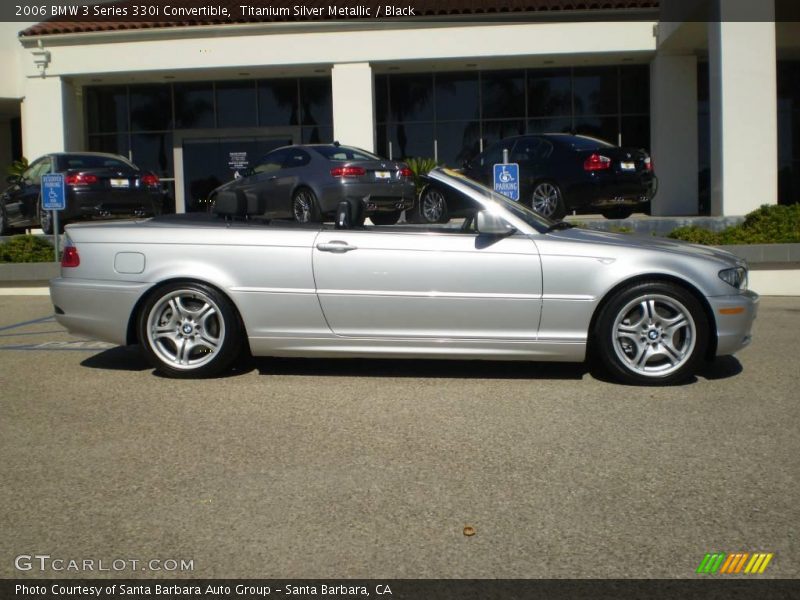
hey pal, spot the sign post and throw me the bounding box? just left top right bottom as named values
left=41, top=173, right=66, bottom=262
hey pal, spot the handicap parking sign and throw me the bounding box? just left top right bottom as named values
left=41, top=173, right=66, bottom=210
left=493, top=163, right=520, bottom=201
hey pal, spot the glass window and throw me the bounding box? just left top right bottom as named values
left=557, top=133, right=615, bottom=150
left=129, top=84, right=172, bottom=131
left=283, top=148, right=311, bottom=168
left=313, top=146, right=380, bottom=161
left=85, top=86, right=128, bottom=133
left=389, top=74, right=434, bottom=122
left=620, top=65, right=649, bottom=114
left=374, top=75, right=389, bottom=123
left=174, top=83, right=214, bottom=129
left=258, top=79, right=299, bottom=126
left=88, top=134, right=130, bottom=158
left=621, top=115, right=651, bottom=150
left=527, top=117, right=573, bottom=135
left=482, top=120, right=525, bottom=149
left=130, top=132, right=173, bottom=176
left=387, top=122, right=434, bottom=159
left=56, top=154, right=134, bottom=171
left=481, top=70, right=525, bottom=119
left=300, top=78, right=333, bottom=126
left=302, top=126, right=333, bottom=144
left=528, top=69, right=571, bottom=117
left=436, top=72, right=479, bottom=121
left=436, top=120, right=481, bottom=166
left=216, top=81, right=257, bottom=128
left=510, top=137, right=553, bottom=162
left=253, top=149, right=289, bottom=174
left=573, top=66, right=619, bottom=116
left=481, top=141, right=511, bottom=167
left=573, top=116, right=619, bottom=145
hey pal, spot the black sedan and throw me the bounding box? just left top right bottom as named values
left=209, top=143, right=416, bottom=225
left=415, top=134, right=656, bottom=222
left=0, top=152, right=164, bottom=235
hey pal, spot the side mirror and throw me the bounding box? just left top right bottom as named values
left=475, top=210, right=515, bottom=236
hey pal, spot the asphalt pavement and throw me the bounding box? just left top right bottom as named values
left=1, top=295, right=798, bottom=579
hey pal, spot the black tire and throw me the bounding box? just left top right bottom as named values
left=414, top=185, right=450, bottom=224
left=530, top=181, right=566, bottom=220
left=291, top=188, right=321, bottom=223
left=601, top=207, right=633, bottom=220
left=593, top=281, right=709, bottom=385
left=369, top=211, right=401, bottom=226
left=38, top=204, right=64, bottom=235
left=137, top=281, right=243, bottom=378
left=0, top=201, right=9, bottom=236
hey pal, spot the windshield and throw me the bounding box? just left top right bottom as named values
left=432, top=168, right=556, bottom=232
left=313, top=146, right=381, bottom=161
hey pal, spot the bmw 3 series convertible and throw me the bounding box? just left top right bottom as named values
left=49, top=168, right=757, bottom=385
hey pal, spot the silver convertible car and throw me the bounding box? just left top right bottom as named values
left=49, top=168, right=758, bottom=385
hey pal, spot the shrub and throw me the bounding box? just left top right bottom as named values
left=0, top=235, right=56, bottom=263
left=668, top=204, right=800, bottom=245
left=404, top=157, right=439, bottom=195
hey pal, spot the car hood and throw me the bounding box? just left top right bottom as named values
left=545, top=227, right=744, bottom=265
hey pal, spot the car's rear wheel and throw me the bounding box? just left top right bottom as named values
left=292, top=188, right=321, bottom=223
left=594, top=281, right=709, bottom=385
left=531, top=181, right=566, bottom=220
left=0, top=201, right=9, bottom=236
left=601, top=207, right=633, bottom=220
left=38, top=202, right=64, bottom=235
left=369, top=211, right=401, bottom=225
left=138, top=282, right=243, bottom=378
left=415, top=185, right=449, bottom=224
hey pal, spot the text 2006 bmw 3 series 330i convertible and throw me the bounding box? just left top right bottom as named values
left=49, top=168, right=758, bottom=385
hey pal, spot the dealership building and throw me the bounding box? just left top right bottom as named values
left=0, top=0, right=798, bottom=216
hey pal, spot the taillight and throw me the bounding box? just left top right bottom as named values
left=61, top=246, right=80, bottom=268
left=644, top=157, right=653, bottom=172
left=65, top=173, right=98, bottom=185
left=142, top=173, right=160, bottom=187
left=583, top=154, right=612, bottom=171
left=330, top=166, right=366, bottom=178
left=399, top=167, right=413, bottom=178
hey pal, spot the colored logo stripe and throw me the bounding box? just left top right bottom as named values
left=697, top=552, right=774, bottom=574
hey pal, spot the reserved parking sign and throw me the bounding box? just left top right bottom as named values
left=493, top=163, right=520, bottom=201
left=41, top=173, right=66, bottom=210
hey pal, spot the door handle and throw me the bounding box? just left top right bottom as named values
left=316, top=241, right=358, bottom=253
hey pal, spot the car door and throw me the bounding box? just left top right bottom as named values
left=510, top=137, right=553, bottom=197
left=312, top=227, right=542, bottom=340
left=5, top=157, right=50, bottom=226
left=239, top=149, right=289, bottom=216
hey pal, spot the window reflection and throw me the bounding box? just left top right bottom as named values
left=436, top=72, right=479, bottom=121
left=174, top=83, right=213, bottom=129
left=216, top=81, right=257, bottom=128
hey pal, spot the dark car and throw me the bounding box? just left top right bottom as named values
left=0, top=152, right=164, bottom=235
left=414, top=134, right=657, bottom=223
left=209, top=143, right=416, bottom=225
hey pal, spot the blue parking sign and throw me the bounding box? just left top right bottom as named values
left=493, top=163, right=520, bottom=201
left=41, top=173, right=66, bottom=211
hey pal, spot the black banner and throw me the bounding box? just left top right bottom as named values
left=3, top=579, right=800, bottom=600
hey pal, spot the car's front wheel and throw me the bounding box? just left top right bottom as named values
left=530, top=181, right=566, bottom=220
left=138, top=282, right=243, bottom=378
left=38, top=202, right=64, bottom=235
left=594, top=281, right=709, bottom=385
left=292, top=188, right=321, bottom=223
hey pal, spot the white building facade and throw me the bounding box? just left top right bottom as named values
left=1, top=0, right=798, bottom=216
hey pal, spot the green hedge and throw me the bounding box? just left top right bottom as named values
left=668, top=204, right=800, bottom=245
left=0, top=235, right=56, bottom=263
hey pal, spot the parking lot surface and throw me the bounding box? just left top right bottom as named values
left=1, top=295, right=798, bottom=579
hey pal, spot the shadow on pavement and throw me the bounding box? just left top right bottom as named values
left=80, top=346, right=150, bottom=372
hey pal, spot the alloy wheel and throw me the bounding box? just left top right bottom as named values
left=531, top=183, right=560, bottom=218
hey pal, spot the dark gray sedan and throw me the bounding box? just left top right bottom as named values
left=209, top=143, right=416, bottom=225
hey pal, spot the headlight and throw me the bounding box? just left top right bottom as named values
left=719, top=266, right=747, bottom=290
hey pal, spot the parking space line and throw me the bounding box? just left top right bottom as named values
left=0, top=315, right=55, bottom=333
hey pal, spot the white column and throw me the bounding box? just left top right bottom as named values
left=21, top=76, right=67, bottom=159
left=709, top=9, right=777, bottom=215
left=649, top=53, right=698, bottom=216
left=331, top=62, right=375, bottom=152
